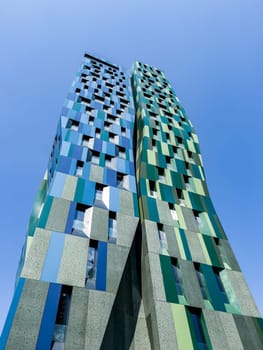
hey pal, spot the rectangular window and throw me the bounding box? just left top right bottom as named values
left=82, top=134, right=91, bottom=148
left=95, top=128, right=100, bottom=138
left=158, top=167, right=165, bottom=182
left=105, top=154, right=114, bottom=168
left=169, top=203, right=178, bottom=221
left=108, top=211, right=117, bottom=243
left=72, top=204, right=91, bottom=237
left=194, top=263, right=209, bottom=300
left=91, top=150, right=100, bottom=164
left=66, top=119, right=79, bottom=131
left=116, top=172, right=125, bottom=188
left=75, top=160, right=84, bottom=177
left=85, top=240, right=98, bottom=289
left=117, top=146, right=126, bottom=159
left=213, top=267, right=229, bottom=303
left=188, top=307, right=210, bottom=350
left=171, top=257, right=184, bottom=296
left=94, top=184, right=106, bottom=208
left=121, top=126, right=126, bottom=136
left=149, top=180, right=157, bottom=198
left=157, top=223, right=168, bottom=250
left=214, top=238, right=231, bottom=269
left=51, top=285, right=72, bottom=349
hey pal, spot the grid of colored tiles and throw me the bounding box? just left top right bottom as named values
left=132, top=60, right=261, bottom=347
left=20, top=54, right=139, bottom=296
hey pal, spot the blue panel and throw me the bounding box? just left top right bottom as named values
left=49, top=172, right=66, bottom=198
left=116, top=158, right=126, bottom=173
left=96, top=242, right=107, bottom=291
left=109, top=187, right=119, bottom=211
left=41, top=232, right=65, bottom=282
left=0, top=278, right=25, bottom=349
left=105, top=168, right=116, bottom=187
left=57, top=156, right=71, bottom=174
left=71, top=145, right=83, bottom=159
left=36, top=283, right=62, bottom=350
left=94, top=138, right=102, bottom=152
left=107, top=142, right=116, bottom=156
left=129, top=161, right=135, bottom=176
left=82, top=180, right=96, bottom=205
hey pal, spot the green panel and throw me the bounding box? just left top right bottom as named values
left=38, top=196, right=53, bottom=229
left=202, top=235, right=222, bottom=268
left=159, top=183, right=175, bottom=203
left=201, top=265, right=225, bottom=312
left=147, top=197, right=160, bottom=222
left=170, top=172, right=183, bottom=189
left=189, top=193, right=204, bottom=212
left=74, top=178, right=85, bottom=202
left=146, top=164, right=158, bottom=181
left=176, top=159, right=186, bottom=174
left=179, top=229, right=192, bottom=261
left=159, top=255, right=178, bottom=303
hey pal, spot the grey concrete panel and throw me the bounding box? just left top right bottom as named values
left=119, top=189, right=134, bottom=216
left=155, top=301, right=179, bottom=350
left=234, top=314, right=263, bottom=350
left=218, top=312, right=244, bottom=350
left=117, top=213, right=138, bottom=247
left=90, top=206, right=109, bottom=242
left=85, top=290, right=115, bottom=349
left=62, top=175, right=77, bottom=200
left=131, top=303, right=151, bottom=349
left=21, top=229, right=51, bottom=280
left=164, top=224, right=181, bottom=258
left=223, top=270, right=260, bottom=317
left=203, top=309, right=230, bottom=350
left=141, top=253, right=154, bottom=317
left=89, top=164, right=104, bottom=183
left=65, top=287, right=89, bottom=350
left=156, top=199, right=173, bottom=225
left=143, top=220, right=160, bottom=253
left=184, top=230, right=207, bottom=264
left=181, top=207, right=199, bottom=232
left=220, top=239, right=240, bottom=271
left=180, top=259, right=204, bottom=308
left=46, top=197, right=71, bottom=232
left=106, top=244, right=129, bottom=293
left=148, top=253, right=166, bottom=302
left=6, top=279, right=49, bottom=350
left=57, top=235, right=89, bottom=287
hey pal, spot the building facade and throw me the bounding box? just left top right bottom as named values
left=1, top=54, right=262, bottom=349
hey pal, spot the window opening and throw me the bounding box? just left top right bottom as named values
left=157, top=223, right=168, bottom=250
left=75, top=160, right=84, bottom=177
left=171, top=258, right=184, bottom=296
left=169, top=202, right=178, bottom=221
left=108, top=211, right=117, bottom=243
left=85, top=240, right=98, bottom=289
left=51, top=285, right=72, bottom=350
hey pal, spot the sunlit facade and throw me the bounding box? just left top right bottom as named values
left=1, top=54, right=262, bottom=349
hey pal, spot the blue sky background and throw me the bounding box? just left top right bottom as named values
left=0, top=0, right=262, bottom=332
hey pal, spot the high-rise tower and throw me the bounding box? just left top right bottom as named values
left=1, top=54, right=262, bottom=350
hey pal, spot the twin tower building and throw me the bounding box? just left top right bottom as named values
left=1, top=53, right=262, bottom=349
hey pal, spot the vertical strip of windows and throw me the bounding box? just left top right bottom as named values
left=171, top=258, right=186, bottom=303
left=187, top=307, right=211, bottom=350
left=51, top=285, right=72, bottom=350
left=85, top=240, right=98, bottom=289
left=194, top=263, right=209, bottom=301
left=108, top=211, right=117, bottom=243
left=157, top=223, right=168, bottom=250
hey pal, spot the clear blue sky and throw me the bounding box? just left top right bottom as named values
left=0, top=0, right=262, bottom=332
